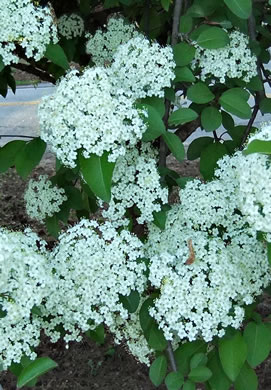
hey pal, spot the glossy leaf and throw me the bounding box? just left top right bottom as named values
left=169, top=108, right=198, bottom=126
left=243, top=322, right=271, bottom=367
left=165, top=371, right=184, bottom=390
left=173, top=42, right=196, bottom=67
left=175, top=66, right=196, bottom=83
left=234, top=362, right=258, bottom=390
left=197, top=27, right=230, bottom=49
left=45, top=43, right=70, bottom=70
left=0, top=140, right=25, bottom=173
left=140, top=97, right=165, bottom=118
left=218, top=331, right=247, bottom=382
left=219, top=89, right=251, bottom=119
left=17, top=357, right=57, bottom=388
left=79, top=152, right=115, bottom=203
left=187, top=83, right=215, bottom=104
left=149, top=355, right=167, bottom=387
left=224, top=0, right=252, bottom=19
left=15, top=138, right=46, bottom=179
left=163, top=132, right=185, bottom=162
left=187, top=137, right=213, bottom=160
left=201, top=107, right=222, bottom=131
left=243, top=140, right=271, bottom=155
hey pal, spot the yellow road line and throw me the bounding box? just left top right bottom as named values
left=0, top=100, right=41, bottom=107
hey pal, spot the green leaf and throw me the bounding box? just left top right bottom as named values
left=174, top=341, right=207, bottom=376
left=140, top=97, right=165, bottom=118
left=187, top=83, right=215, bottom=104
left=153, top=209, right=168, bottom=230
left=200, top=142, right=228, bottom=180
left=139, top=104, right=166, bottom=142
left=179, top=15, right=193, bottom=33
left=260, top=97, right=271, bottom=114
left=190, top=353, right=207, bottom=369
left=201, top=107, right=222, bottom=131
left=0, top=140, right=25, bottom=173
left=45, top=43, right=70, bottom=70
left=45, top=215, right=60, bottom=238
left=161, top=0, right=170, bottom=11
left=183, top=381, right=196, bottom=390
left=139, top=297, right=156, bottom=338
left=149, top=355, right=167, bottom=387
left=119, top=290, right=140, bottom=314
left=234, top=362, right=258, bottom=390
left=148, top=323, right=167, bottom=352
left=218, top=331, right=247, bottom=382
left=165, top=371, right=184, bottom=390
left=15, top=138, right=46, bottom=179
left=219, top=89, right=251, bottom=119
left=243, top=322, right=271, bottom=367
left=79, top=152, right=115, bottom=203
left=65, top=187, right=84, bottom=210
left=163, top=132, right=185, bottom=162
left=187, top=137, right=213, bottom=160
left=0, top=56, right=5, bottom=72
left=174, top=67, right=195, bottom=83
left=17, top=357, right=57, bottom=388
left=188, top=366, right=212, bottom=382
left=187, top=0, right=220, bottom=17
left=80, top=0, right=92, bottom=16
left=207, top=350, right=231, bottom=390
left=244, top=140, right=271, bottom=155
left=197, top=27, right=230, bottom=49
left=221, top=111, right=234, bottom=130
left=85, top=324, right=105, bottom=345
left=224, top=0, right=252, bottom=19
left=173, top=43, right=196, bottom=67
left=168, top=108, right=198, bottom=126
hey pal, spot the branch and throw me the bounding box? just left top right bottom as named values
left=12, top=62, right=56, bottom=85
left=175, top=117, right=201, bottom=142
left=167, top=342, right=177, bottom=372
left=239, top=104, right=260, bottom=148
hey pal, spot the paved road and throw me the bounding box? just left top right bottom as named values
left=0, top=82, right=271, bottom=148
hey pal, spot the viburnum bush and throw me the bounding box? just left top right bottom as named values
left=1, top=0, right=271, bottom=389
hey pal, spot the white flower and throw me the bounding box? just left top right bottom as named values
left=100, top=144, right=168, bottom=227
left=24, top=175, right=67, bottom=222
left=192, top=30, right=257, bottom=83
left=40, top=219, right=147, bottom=344
left=110, top=36, right=176, bottom=99
left=0, top=228, right=52, bottom=369
left=58, top=14, right=84, bottom=40
left=146, top=176, right=270, bottom=343
left=0, top=0, right=58, bottom=65
left=39, top=67, right=147, bottom=168
left=86, top=17, right=141, bottom=66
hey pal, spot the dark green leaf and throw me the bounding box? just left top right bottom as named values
left=187, top=83, right=215, bottom=104
left=200, top=142, right=228, bottom=180
left=15, top=138, right=46, bottom=179
left=207, top=349, right=231, bottom=390
left=139, top=297, right=156, bottom=338
left=187, top=0, right=220, bottom=17
left=45, top=215, right=60, bottom=238
left=219, top=89, right=251, bottom=119
left=169, top=108, right=198, bottom=126
left=139, top=104, right=166, bottom=142
left=163, top=132, right=185, bottom=162
left=80, top=0, right=92, bottom=15
left=188, top=366, right=212, bottom=382
left=183, top=381, right=196, bottom=390
left=174, top=67, right=195, bottom=83
left=45, top=43, right=69, bottom=70
left=173, top=43, right=196, bottom=67
left=243, top=322, right=271, bottom=367
left=260, top=98, right=271, bottom=114
left=17, top=357, right=57, bottom=388
left=85, top=324, right=105, bottom=345
left=179, top=15, right=193, bottom=33
left=65, top=187, right=84, bottom=210
left=190, top=353, right=207, bottom=369
left=197, top=27, right=230, bottom=49
left=0, top=56, right=4, bottom=72
left=79, top=152, right=115, bottom=203
left=221, top=111, right=234, bottom=130
left=149, top=355, right=167, bottom=387
left=218, top=331, right=247, bottom=382
left=119, top=290, right=140, bottom=314
left=165, top=371, right=184, bottom=390
left=153, top=209, right=168, bottom=230
left=140, top=97, right=165, bottom=118
left=174, top=341, right=207, bottom=376
left=224, top=0, right=252, bottom=19
left=161, top=0, right=170, bottom=11
left=244, top=140, right=271, bottom=155
left=201, top=107, right=222, bottom=131
left=187, top=137, right=213, bottom=160
left=234, top=362, right=258, bottom=390
left=0, top=140, right=25, bottom=173
left=148, top=324, right=168, bottom=351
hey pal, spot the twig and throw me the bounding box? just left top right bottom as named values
left=11, top=62, right=56, bottom=85
left=239, top=103, right=260, bottom=148
left=0, top=135, right=36, bottom=139
left=167, top=341, right=178, bottom=372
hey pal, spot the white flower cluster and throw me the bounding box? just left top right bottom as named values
left=146, top=176, right=270, bottom=342
left=101, top=144, right=168, bottom=227
left=58, top=13, right=84, bottom=40
left=0, top=0, right=58, bottom=65
left=86, top=17, right=141, bottom=66
left=111, top=36, right=175, bottom=99
left=24, top=175, right=67, bottom=222
left=39, top=67, right=147, bottom=167
left=192, top=30, right=257, bottom=83
left=0, top=228, right=52, bottom=369
left=110, top=299, right=154, bottom=366
left=41, top=219, right=146, bottom=344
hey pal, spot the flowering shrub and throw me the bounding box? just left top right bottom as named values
left=1, top=1, right=271, bottom=389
